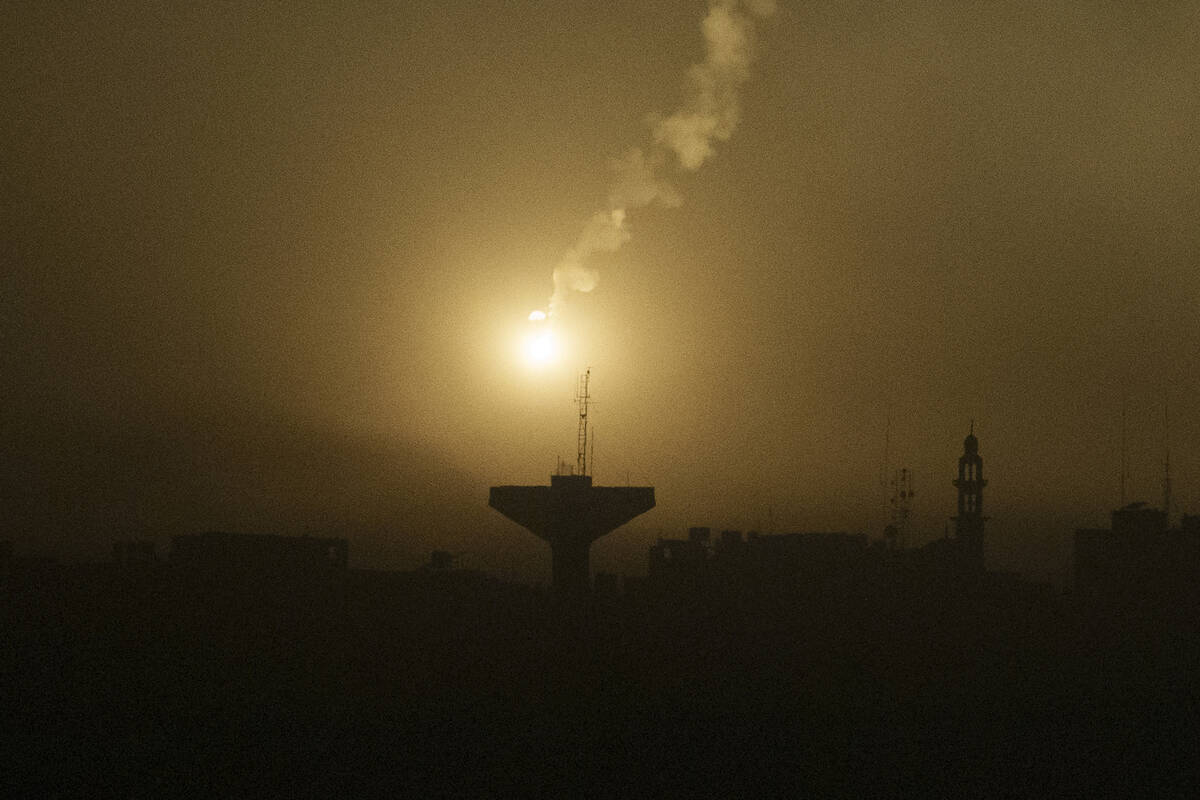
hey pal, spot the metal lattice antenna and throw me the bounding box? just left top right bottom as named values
left=887, top=467, right=915, bottom=549
left=575, top=368, right=591, bottom=476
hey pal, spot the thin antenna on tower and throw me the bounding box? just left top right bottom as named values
left=886, top=466, right=914, bottom=550
left=575, top=368, right=591, bottom=477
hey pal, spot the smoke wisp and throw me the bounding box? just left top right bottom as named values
left=546, top=0, right=776, bottom=316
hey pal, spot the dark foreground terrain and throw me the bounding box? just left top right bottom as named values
left=5, top=562, right=1198, bottom=797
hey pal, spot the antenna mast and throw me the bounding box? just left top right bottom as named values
left=886, top=467, right=914, bottom=550
left=575, top=368, right=591, bottom=477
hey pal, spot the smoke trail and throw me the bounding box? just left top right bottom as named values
left=546, top=0, right=776, bottom=316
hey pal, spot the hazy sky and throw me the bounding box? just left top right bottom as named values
left=4, top=1, right=1199, bottom=580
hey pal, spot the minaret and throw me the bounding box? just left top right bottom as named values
left=951, top=422, right=987, bottom=571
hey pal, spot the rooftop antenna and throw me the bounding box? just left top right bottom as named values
left=575, top=368, right=591, bottom=477
left=886, top=466, right=914, bottom=550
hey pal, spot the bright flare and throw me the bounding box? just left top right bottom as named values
left=523, top=330, right=558, bottom=366
left=528, top=310, right=547, bottom=321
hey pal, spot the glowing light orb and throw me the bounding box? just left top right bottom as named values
left=523, top=330, right=558, bottom=365
left=528, top=310, right=547, bottom=321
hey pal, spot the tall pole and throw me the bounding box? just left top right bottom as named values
left=576, top=369, right=591, bottom=477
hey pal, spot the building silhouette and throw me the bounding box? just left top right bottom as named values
left=645, top=427, right=994, bottom=593
left=171, top=530, right=348, bottom=573
left=1074, top=503, right=1200, bottom=605
left=488, top=370, right=656, bottom=601
left=648, top=526, right=872, bottom=592
left=489, top=473, right=655, bottom=600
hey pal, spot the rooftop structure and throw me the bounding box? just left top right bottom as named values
left=489, top=370, right=655, bottom=599
left=170, top=531, right=348, bottom=572
left=1074, top=504, right=1199, bottom=603
left=490, top=474, right=654, bottom=599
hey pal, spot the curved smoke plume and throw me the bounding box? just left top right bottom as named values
left=547, top=0, right=776, bottom=317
